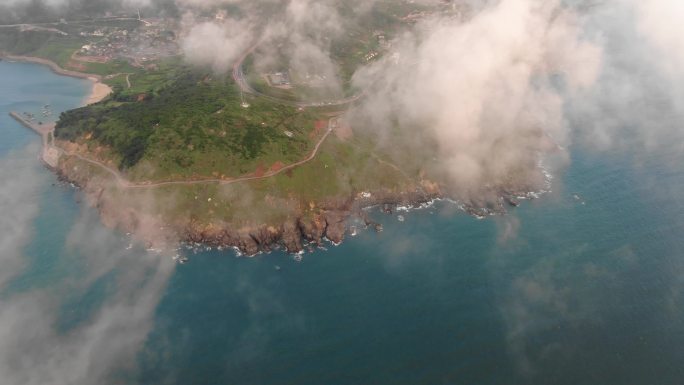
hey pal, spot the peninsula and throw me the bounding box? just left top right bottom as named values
left=3, top=1, right=542, bottom=255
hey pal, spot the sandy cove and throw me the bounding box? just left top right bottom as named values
left=0, top=53, right=112, bottom=106
left=85, top=82, right=113, bottom=105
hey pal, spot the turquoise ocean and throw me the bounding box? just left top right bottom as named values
left=1, top=60, right=683, bottom=384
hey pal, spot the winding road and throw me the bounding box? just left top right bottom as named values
left=11, top=110, right=337, bottom=190
left=123, top=119, right=335, bottom=189
left=0, top=16, right=146, bottom=29
left=8, top=41, right=352, bottom=190
left=104, top=72, right=133, bottom=88
left=232, top=42, right=365, bottom=109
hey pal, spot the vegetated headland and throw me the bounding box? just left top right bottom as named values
left=2, top=3, right=545, bottom=256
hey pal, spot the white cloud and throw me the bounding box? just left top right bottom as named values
left=0, top=147, right=175, bottom=385
left=350, top=0, right=601, bottom=202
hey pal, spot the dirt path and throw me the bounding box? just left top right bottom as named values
left=56, top=118, right=337, bottom=190
left=104, top=73, right=133, bottom=88
left=8, top=44, right=347, bottom=190
left=345, top=138, right=414, bottom=182
left=12, top=111, right=337, bottom=189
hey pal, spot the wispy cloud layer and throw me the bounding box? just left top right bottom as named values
left=0, top=146, right=175, bottom=385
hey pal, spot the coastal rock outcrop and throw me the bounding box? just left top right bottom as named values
left=55, top=162, right=442, bottom=255
left=323, top=210, right=348, bottom=244
left=54, top=156, right=537, bottom=256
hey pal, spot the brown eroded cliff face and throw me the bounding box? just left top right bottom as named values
left=161, top=189, right=443, bottom=255
left=55, top=149, right=539, bottom=256
left=55, top=155, right=447, bottom=255
left=178, top=211, right=346, bottom=256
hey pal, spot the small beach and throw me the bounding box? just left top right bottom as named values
left=85, top=81, right=112, bottom=105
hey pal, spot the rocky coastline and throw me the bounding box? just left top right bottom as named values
left=9, top=54, right=540, bottom=257
left=55, top=162, right=444, bottom=255
left=8, top=53, right=442, bottom=256
left=178, top=190, right=442, bottom=256
left=54, top=159, right=538, bottom=257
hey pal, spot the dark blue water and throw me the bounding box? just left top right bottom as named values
left=2, top=61, right=684, bottom=385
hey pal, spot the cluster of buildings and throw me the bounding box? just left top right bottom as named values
left=398, top=0, right=463, bottom=24
left=364, top=51, right=379, bottom=62
left=76, top=20, right=178, bottom=67
left=267, top=71, right=291, bottom=87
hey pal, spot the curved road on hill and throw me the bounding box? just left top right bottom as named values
left=232, top=42, right=365, bottom=109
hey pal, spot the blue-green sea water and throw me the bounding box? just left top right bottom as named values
left=1, top=61, right=684, bottom=384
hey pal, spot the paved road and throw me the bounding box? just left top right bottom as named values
left=0, top=17, right=142, bottom=28
left=232, top=42, right=365, bottom=109
left=0, top=24, right=68, bottom=35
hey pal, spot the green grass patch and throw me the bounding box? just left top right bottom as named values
left=56, top=68, right=324, bottom=182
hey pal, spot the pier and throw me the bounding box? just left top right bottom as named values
left=9, top=111, right=60, bottom=168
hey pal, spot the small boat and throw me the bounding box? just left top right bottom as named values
left=398, top=215, right=405, bottom=222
